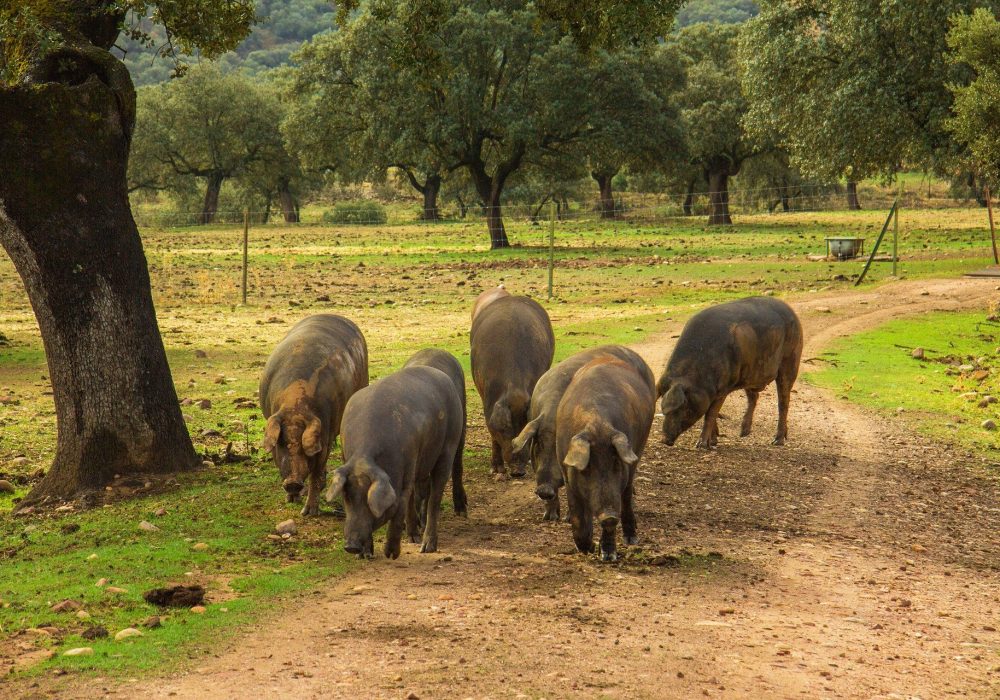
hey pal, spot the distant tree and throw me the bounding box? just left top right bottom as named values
left=676, top=0, right=758, bottom=28
left=741, top=0, right=1000, bottom=210
left=130, top=65, right=286, bottom=223
left=673, top=22, right=766, bottom=225
left=947, top=8, right=1000, bottom=186
left=0, top=0, right=255, bottom=507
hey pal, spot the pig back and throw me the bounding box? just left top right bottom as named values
left=470, top=296, right=555, bottom=404
left=403, top=348, right=466, bottom=418
left=666, top=297, right=801, bottom=392
left=259, top=314, right=369, bottom=430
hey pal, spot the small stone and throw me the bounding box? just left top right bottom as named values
left=76, top=610, right=91, bottom=620
left=983, top=420, right=997, bottom=431
left=911, top=543, right=927, bottom=553
left=81, top=626, right=108, bottom=640
left=911, top=347, right=925, bottom=360
left=143, top=616, right=161, bottom=629
left=95, top=578, right=108, bottom=587
left=192, top=542, right=209, bottom=552
left=105, top=586, right=128, bottom=595
left=0, top=479, right=15, bottom=493
left=197, top=399, right=212, bottom=410
left=138, top=520, right=159, bottom=532
left=194, top=349, right=208, bottom=359
left=281, top=532, right=291, bottom=540
left=115, top=627, right=143, bottom=641
left=25, top=628, right=52, bottom=637
left=899, top=599, right=912, bottom=608
left=275, top=519, right=297, bottom=536
left=816, top=306, right=832, bottom=313
left=61, top=523, right=80, bottom=534
left=87, top=553, right=99, bottom=561
left=51, top=599, right=82, bottom=613
left=266, top=534, right=282, bottom=541
left=190, top=606, right=207, bottom=614
left=960, top=364, right=976, bottom=372
left=406, top=693, right=420, bottom=700
left=988, top=396, right=999, bottom=405
left=201, top=460, right=214, bottom=469
left=154, top=507, right=167, bottom=517
left=63, top=647, right=94, bottom=657
left=213, top=375, right=227, bottom=385
left=200, top=429, right=222, bottom=438
left=11, top=456, right=29, bottom=467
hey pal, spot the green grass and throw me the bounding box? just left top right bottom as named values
left=808, top=311, right=1000, bottom=455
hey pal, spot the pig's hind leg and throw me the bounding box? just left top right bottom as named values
left=420, top=454, right=451, bottom=553
left=740, top=389, right=760, bottom=437
left=622, top=478, right=639, bottom=546
left=772, top=366, right=797, bottom=445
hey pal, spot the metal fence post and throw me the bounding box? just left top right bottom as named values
left=547, top=200, right=555, bottom=300
left=987, top=185, right=998, bottom=266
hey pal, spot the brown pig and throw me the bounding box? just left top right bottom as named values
left=470, top=295, right=555, bottom=479
left=512, top=345, right=653, bottom=522
left=657, top=297, right=802, bottom=449
left=259, top=314, right=368, bottom=515
left=557, top=356, right=655, bottom=562
left=471, top=286, right=511, bottom=322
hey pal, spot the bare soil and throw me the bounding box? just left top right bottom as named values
left=14, top=278, right=1000, bottom=700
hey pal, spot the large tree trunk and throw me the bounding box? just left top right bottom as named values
left=592, top=170, right=618, bottom=219
left=707, top=169, right=733, bottom=225
left=683, top=180, right=695, bottom=216
left=278, top=183, right=299, bottom=223
left=846, top=180, right=861, bottom=210
left=469, top=165, right=511, bottom=249
left=0, top=49, right=198, bottom=509
left=201, top=172, right=224, bottom=224
left=421, top=174, right=442, bottom=221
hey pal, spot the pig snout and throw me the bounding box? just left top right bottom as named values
left=283, top=479, right=304, bottom=495
left=535, top=483, right=556, bottom=501
left=344, top=536, right=374, bottom=559
left=599, top=512, right=619, bottom=528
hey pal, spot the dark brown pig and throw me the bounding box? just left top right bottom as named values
left=470, top=295, right=555, bottom=479
left=260, top=315, right=368, bottom=516
left=324, top=365, right=464, bottom=558
left=557, top=357, right=655, bottom=562
left=657, top=297, right=802, bottom=449
left=512, top=345, right=653, bottom=522
left=471, top=286, right=510, bottom=322
left=403, top=348, right=468, bottom=519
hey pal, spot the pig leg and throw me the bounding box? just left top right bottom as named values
left=696, top=398, right=726, bottom=449
left=622, top=479, right=638, bottom=546
left=773, top=372, right=794, bottom=445
left=301, top=464, right=322, bottom=517
left=406, top=488, right=422, bottom=544
left=741, top=389, right=760, bottom=438
left=490, top=438, right=507, bottom=480
left=420, top=456, right=451, bottom=554
left=542, top=492, right=561, bottom=522
left=568, top=488, right=594, bottom=555
left=384, top=489, right=407, bottom=560
left=452, top=435, right=468, bottom=517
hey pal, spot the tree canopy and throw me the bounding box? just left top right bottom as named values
left=675, top=0, right=758, bottom=28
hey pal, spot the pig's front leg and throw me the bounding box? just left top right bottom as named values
left=696, top=398, right=726, bottom=449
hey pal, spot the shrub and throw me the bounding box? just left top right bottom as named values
left=322, top=201, right=388, bottom=225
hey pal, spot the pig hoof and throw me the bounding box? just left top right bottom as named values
left=384, top=542, right=401, bottom=560
left=542, top=507, right=560, bottom=522
left=409, top=534, right=421, bottom=544
left=600, top=550, right=618, bottom=563
left=301, top=505, right=319, bottom=517
left=695, top=441, right=713, bottom=450
left=624, top=535, right=639, bottom=546
left=771, top=436, right=786, bottom=446
left=419, top=541, right=438, bottom=554
left=493, top=472, right=509, bottom=482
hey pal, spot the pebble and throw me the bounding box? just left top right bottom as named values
left=115, top=627, right=143, bottom=641
left=197, top=399, right=212, bottom=410
left=911, top=347, right=925, bottom=360
left=911, top=543, right=927, bottom=553
left=190, top=606, right=207, bottom=614
left=194, top=349, right=208, bottom=358
left=983, top=420, right=997, bottom=431
left=154, top=507, right=167, bottom=517
left=105, top=586, right=128, bottom=595
left=62, top=647, right=94, bottom=657
left=201, top=460, right=214, bottom=469
left=25, top=628, right=52, bottom=637
left=143, top=616, right=162, bottom=629
left=0, top=479, right=15, bottom=493
left=11, top=457, right=29, bottom=467
left=51, top=599, right=82, bottom=613
left=816, top=306, right=832, bottom=313
left=275, top=519, right=297, bottom=536
left=76, top=610, right=91, bottom=620
left=138, top=520, right=160, bottom=532
left=87, top=553, right=99, bottom=561
left=192, top=542, right=209, bottom=552
left=95, top=578, right=108, bottom=587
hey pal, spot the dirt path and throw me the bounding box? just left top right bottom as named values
left=25, top=278, right=1000, bottom=700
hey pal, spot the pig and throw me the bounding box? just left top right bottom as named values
left=402, top=348, right=468, bottom=519
left=512, top=345, right=653, bottom=522
left=557, top=356, right=655, bottom=562
left=471, top=286, right=511, bottom=322
left=656, top=297, right=803, bottom=449
left=259, top=314, right=368, bottom=516
left=470, top=295, right=555, bottom=479
left=324, top=365, right=464, bottom=559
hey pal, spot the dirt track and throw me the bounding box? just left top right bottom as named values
left=25, top=278, right=1000, bottom=699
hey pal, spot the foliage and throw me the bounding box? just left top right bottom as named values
left=675, top=0, right=758, bottom=28
left=322, top=201, right=388, bottom=224
left=740, top=0, right=1000, bottom=183
left=947, top=8, right=1000, bottom=184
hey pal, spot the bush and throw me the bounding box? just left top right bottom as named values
left=322, top=201, right=388, bottom=225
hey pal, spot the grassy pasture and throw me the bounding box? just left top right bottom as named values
left=0, top=205, right=996, bottom=677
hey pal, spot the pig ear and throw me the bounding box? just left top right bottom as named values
left=511, top=416, right=541, bottom=454
left=488, top=399, right=512, bottom=433
left=662, top=385, right=686, bottom=413
left=323, top=466, right=348, bottom=503
left=367, top=468, right=397, bottom=519
left=563, top=433, right=591, bottom=471
left=262, top=414, right=282, bottom=451
left=302, top=416, right=323, bottom=457
left=612, top=431, right=639, bottom=468
left=656, top=375, right=671, bottom=400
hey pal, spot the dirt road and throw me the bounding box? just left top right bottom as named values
left=28, top=278, right=1000, bottom=699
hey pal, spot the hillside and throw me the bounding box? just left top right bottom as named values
left=119, top=0, right=335, bottom=86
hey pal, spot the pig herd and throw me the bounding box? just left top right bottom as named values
left=259, top=290, right=803, bottom=562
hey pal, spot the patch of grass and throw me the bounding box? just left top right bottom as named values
left=807, top=311, right=1000, bottom=455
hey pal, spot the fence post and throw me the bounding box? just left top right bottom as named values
left=892, top=182, right=901, bottom=277
left=241, top=208, right=249, bottom=305
left=986, top=185, right=998, bottom=266
left=547, top=200, right=556, bottom=300
left=855, top=198, right=898, bottom=287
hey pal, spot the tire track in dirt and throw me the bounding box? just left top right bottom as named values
left=24, top=277, right=1000, bottom=700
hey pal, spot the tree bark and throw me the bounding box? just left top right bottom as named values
left=421, top=174, right=441, bottom=221
left=469, top=163, right=511, bottom=249
left=593, top=170, right=618, bottom=219
left=0, top=51, right=198, bottom=508
left=201, top=172, right=225, bottom=224
left=707, top=169, right=733, bottom=225
left=846, top=180, right=862, bottom=210
left=278, top=183, right=299, bottom=223
left=682, top=180, right=696, bottom=216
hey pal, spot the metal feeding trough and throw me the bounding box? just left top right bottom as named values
left=825, top=237, right=865, bottom=261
